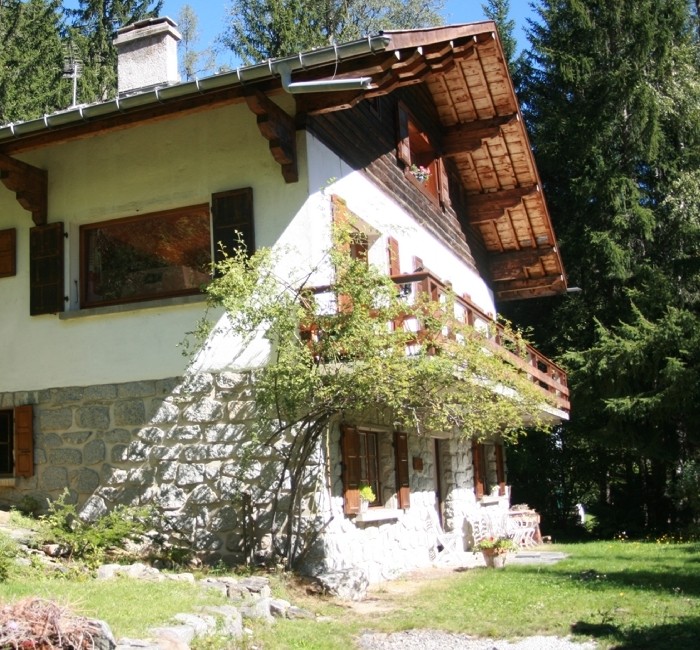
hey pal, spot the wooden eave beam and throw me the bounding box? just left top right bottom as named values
left=466, top=185, right=540, bottom=224
left=443, top=114, right=519, bottom=156
left=488, top=246, right=556, bottom=281
left=0, top=152, right=47, bottom=225
left=245, top=89, right=298, bottom=183
left=494, top=274, right=566, bottom=301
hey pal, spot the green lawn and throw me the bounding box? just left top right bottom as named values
left=253, top=540, right=700, bottom=649
left=1, top=539, right=699, bottom=649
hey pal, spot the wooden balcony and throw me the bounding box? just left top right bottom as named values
left=301, top=270, right=570, bottom=415
left=393, top=271, right=569, bottom=414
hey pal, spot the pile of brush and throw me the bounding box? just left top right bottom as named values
left=0, top=598, right=114, bottom=649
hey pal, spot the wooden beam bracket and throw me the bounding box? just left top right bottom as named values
left=0, top=153, right=47, bottom=225
left=466, top=185, right=539, bottom=224
left=488, top=246, right=556, bottom=281
left=443, top=113, right=519, bottom=156
left=245, top=89, right=298, bottom=183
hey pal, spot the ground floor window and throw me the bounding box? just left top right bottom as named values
left=472, top=440, right=506, bottom=498
left=0, top=405, right=33, bottom=478
left=341, top=425, right=410, bottom=515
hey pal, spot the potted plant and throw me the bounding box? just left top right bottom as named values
left=473, top=536, right=517, bottom=568
left=410, top=164, right=432, bottom=183
left=358, top=484, right=376, bottom=512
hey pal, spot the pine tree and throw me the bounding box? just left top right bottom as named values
left=220, top=0, right=445, bottom=64
left=177, top=4, right=215, bottom=80
left=67, top=0, right=163, bottom=103
left=0, top=0, right=68, bottom=123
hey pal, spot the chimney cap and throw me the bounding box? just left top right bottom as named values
left=115, top=16, right=180, bottom=40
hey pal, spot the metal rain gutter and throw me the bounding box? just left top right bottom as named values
left=0, top=34, right=393, bottom=145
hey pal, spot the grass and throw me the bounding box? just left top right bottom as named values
left=1, top=536, right=699, bottom=648
left=250, top=540, right=700, bottom=649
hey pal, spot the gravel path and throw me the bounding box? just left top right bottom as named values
left=356, top=630, right=598, bottom=649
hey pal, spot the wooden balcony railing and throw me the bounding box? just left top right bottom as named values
left=301, top=270, right=570, bottom=414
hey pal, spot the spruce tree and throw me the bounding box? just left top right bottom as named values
left=220, top=0, right=445, bottom=64
left=507, top=0, right=700, bottom=533
left=67, top=0, right=163, bottom=103
left=0, top=0, right=67, bottom=123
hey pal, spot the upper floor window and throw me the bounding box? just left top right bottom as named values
left=80, top=205, right=212, bottom=308
left=397, top=103, right=451, bottom=208
left=76, top=188, right=254, bottom=310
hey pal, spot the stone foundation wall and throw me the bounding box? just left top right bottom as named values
left=1, top=373, right=266, bottom=563
left=1, top=373, right=492, bottom=578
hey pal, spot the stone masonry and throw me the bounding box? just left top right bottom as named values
left=0, top=372, right=502, bottom=579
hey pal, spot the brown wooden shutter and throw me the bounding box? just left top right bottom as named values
left=341, top=425, right=361, bottom=515
left=387, top=237, right=400, bottom=276
left=14, top=405, right=33, bottom=478
left=438, top=158, right=451, bottom=208
left=30, top=222, right=64, bottom=315
left=394, top=431, right=411, bottom=509
left=495, top=443, right=506, bottom=496
left=211, top=188, right=254, bottom=267
left=472, top=440, right=485, bottom=499
left=396, top=104, right=411, bottom=166
left=0, top=228, right=16, bottom=278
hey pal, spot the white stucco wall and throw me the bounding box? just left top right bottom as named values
left=0, top=102, right=309, bottom=392
left=1, top=118, right=496, bottom=392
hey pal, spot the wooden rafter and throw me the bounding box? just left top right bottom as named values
left=466, top=185, right=540, bottom=224
left=244, top=89, right=298, bottom=183
left=443, top=114, right=519, bottom=155
left=0, top=152, right=47, bottom=225
left=488, top=246, right=556, bottom=281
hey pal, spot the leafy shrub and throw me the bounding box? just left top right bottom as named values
left=0, top=532, right=20, bottom=582
left=39, top=490, right=153, bottom=566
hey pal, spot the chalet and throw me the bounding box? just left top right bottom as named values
left=0, top=18, right=569, bottom=582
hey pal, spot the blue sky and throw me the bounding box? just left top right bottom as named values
left=157, top=0, right=537, bottom=68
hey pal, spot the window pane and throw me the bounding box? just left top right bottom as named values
left=358, top=430, right=381, bottom=506
left=82, top=206, right=211, bottom=307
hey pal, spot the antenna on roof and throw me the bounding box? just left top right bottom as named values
left=62, top=43, right=83, bottom=108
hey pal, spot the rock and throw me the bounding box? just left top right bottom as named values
left=149, top=625, right=195, bottom=648
left=239, top=597, right=274, bottom=623
left=238, top=576, right=270, bottom=594
left=286, top=606, right=315, bottom=620
left=171, top=613, right=217, bottom=637
left=89, top=619, right=117, bottom=650
left=115, top=641, right=160, bottom=650
left=200, top=605, right=243, bottom=638
left=269, top=598, right=291, bottom=618
left=314, top=568, right=369, bottom=601
left=166, top=572, right=196, bottom=583
left=41, top=543, right=70, bottom=557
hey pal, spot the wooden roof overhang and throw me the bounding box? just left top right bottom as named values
left=0, top=22, right=565, bottom=300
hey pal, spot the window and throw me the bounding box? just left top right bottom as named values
left=0, top=229, right=16, bottom=278
left=0, top=405, right=34, bottom=479
left=341, top=425, right=410, bottom=515
left=397, top=103, right=451, bottom=208
left=472, top=440, right=506, bottom=498
left=79, top=188, right=254, bottom=309
left=81, top=205, right=211, bottom=308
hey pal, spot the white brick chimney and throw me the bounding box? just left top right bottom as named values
left=114, top=17, right=181, bottom=95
